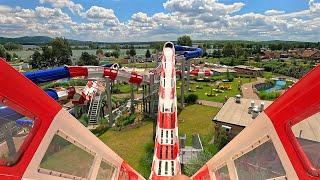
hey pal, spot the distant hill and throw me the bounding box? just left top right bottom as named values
left=0, top=36, right=54, bottom=45
left=0, top=36, right=318, bottom=46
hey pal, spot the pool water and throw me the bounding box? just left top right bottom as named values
left=264, top=80, right=286, bottom=92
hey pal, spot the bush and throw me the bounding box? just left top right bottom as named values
left=210, top=75, right=225, bottom=82
left=115, top=113, right=136, bottom=129
left=79, top=114, right=89, bottom=126
left=227, top=74, right=234, bottom=82
left=258, top=91, right=281, bottom=100
left=91, top=124, right=110, bottom=136
left=185, top=94, right=198, bottom=104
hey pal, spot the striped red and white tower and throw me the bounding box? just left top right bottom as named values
left=151, top=42, right=180, bottom=179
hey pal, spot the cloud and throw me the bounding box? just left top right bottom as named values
left=39, top=0, right=83, bottom=15
left=163, top=0, right=245, bottom=15
left=84, top=6, right=119, bottom=26
left=265, top=9, right=285, bottom=15
left=0, top=5, right=12, bottom=13
left=0, top=0, right=319, bottom=42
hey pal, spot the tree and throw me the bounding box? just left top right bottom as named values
left=104, top=51, right=111, bottom=57
left=51, top=37, right=72, bottom=66
left=235, top=45, right=244, bottom=58
left=177, top=35, right=192, bottom=46
left=145, top=49, right=151, bottom=58
left=110, top=44, right=120, bottom=51
left=12, top=53, right=18, bottom=59
left=96, top=48, right=104, bottom=55
left=89, top=43, right=98, bottom=49
left=212, top=50, right=221, bottom=58
left=129, top=45, right=136, bottom=57
left=0, top=45, right=7, bottom=60
left=0, top=45, right=11, bottom=61
left=254, top=54, right=261, bottom=62
left=222, top=43, right=235, bottom=57
left=126, top=49, right=130, bottom=57
left=150, top=42, right=163, bottom=52
left=112, top=50, right=120, bottom=58
left=5, top=52, right=12, bottom=61
left=78, top=52, right=98, bottom=66
left=4, top=42, right=22, bottom=51
left=30, top=51, right=42, bottom=69
left=41, top=46, right=54, bottom=67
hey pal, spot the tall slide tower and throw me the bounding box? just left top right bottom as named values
left=150, top=42, right=180, bottom=178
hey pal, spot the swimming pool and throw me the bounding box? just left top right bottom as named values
left=264, top=80, right=286, bottom=92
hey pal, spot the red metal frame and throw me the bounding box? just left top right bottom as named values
left=68, top=66, right=88, bottom=77
left=0, top=59, right=61, bottom=179
left=103, top=68, right=118, bottom=81
left=119, top=161, right=139, bottom=180
left=265, top=65, right=320, bottom=179
left=192, top=165, right=210, bottom=180
left=129, top=73, right=143, bottom=85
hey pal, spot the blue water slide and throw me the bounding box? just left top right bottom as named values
left=24, top=66, right=70, bottom=84
left=16, top=118, right=33, bottom=126
left=1, top=67, right=71, bottom=123
left=175, top=45, right=203, bottom=59
left=0, top=89, right=59, bottom=123
left=0, top=106, right=24, bottom=123
left=44, top=89, right=59, bottom=100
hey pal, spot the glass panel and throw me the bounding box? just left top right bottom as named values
left=215, top=165, right=230, bottom=180
left=39, top=134, right=94, bottom=178
left=234, top=140, right=285, bottom=180
left=96, top=159, right=116, bottom=180
left=0, top=103, right=34, bottom=166
left=292, top=113, right=320, bottom=168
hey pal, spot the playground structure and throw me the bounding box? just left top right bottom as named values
left=1, top=41, right=320, bottom=180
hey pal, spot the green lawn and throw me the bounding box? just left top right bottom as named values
left=118, top=83, right=131, bottom=93
left=99, top=121, right=154, bottom=178
left=178, top=104, right=220, bottom=147
left=124, top=62, right=157, bottom=68
left=177, top=77, right=255, bottom=102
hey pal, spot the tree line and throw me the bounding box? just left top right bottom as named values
left=30, top=38, right=73, bottom=69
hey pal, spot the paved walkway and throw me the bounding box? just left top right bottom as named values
left=241, top=77, right=265, bottom=100
left=197, top=100, right=224, bottom=108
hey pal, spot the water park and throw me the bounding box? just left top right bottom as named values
left=1, top=41, right=320, bottom=180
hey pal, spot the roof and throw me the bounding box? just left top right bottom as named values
left=214, top=97, right=273, bottom=127
left=212, top=68, right=236, bottom=73
left=233, top=65, right=264, bottom=71
left=292, top=113, right=320, bottom=143
left=301, top=50, right=320, bottom=58
left=215, top=97, right=320, bottom=143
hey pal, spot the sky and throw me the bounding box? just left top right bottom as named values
left=0, top=0, right=319, bottom=42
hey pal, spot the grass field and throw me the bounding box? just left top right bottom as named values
left=178, top=104, right=220, bottom=147
left=99, top=121, right=154, bottom=178
left=177, top=77, right=255, bottom=102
